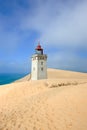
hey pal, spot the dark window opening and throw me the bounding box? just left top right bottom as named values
left=41, top=62, right=43, bottom=65
left=41, top=67, right=43, bottom=71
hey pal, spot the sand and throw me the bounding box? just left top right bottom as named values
left=0, top=68, right=87, bottom=130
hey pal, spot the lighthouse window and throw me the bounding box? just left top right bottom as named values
left=41, top=62, right=43, bottom=65
left=41, top=67, right=43, bottom=71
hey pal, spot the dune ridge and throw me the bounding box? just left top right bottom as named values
left=0, top=68, right=87, bottom=130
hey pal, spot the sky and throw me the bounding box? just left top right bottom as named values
left=0, top=0, right=87, bottom=73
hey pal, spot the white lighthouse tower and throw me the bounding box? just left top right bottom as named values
left=31, top=43, right=47, bottom=80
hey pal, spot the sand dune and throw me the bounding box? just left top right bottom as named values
left=16, top=68, right=87, bottom=82
left=0, top=69, right=87, bottom=130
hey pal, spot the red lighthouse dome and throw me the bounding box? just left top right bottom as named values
left=35, top=43, right=43, bottom=50
left=35, top=43, right=43, bottom=54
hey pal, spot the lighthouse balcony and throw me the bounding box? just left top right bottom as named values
left=32, top=54, right=47, bottom=61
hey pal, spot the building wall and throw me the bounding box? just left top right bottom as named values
left=31, top=58, right=38, bottom=80
left=38, top=59, right=47, bottom=79
left=31, top=54, right=47, bottom=80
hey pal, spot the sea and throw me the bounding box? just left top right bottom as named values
left=0, top=73, right=28, bottom=85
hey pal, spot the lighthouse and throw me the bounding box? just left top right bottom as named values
left=31, top=43, right=47, bottom=80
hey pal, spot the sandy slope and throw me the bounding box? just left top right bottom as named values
left=0, top=69, right=87, bottom=130
left=16, top=69, right=87, bottom=82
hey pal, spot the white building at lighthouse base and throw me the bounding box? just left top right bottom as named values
left=31, top=44, right=47, bottom=80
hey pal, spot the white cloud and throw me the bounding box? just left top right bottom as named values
left=48, top=51, right=87, bottom=72
left=19, top=0, right=87, bottom=72
left=1, top=0, right=87, bottom=49
left=0, top=0, right=87, bottom=72
left=21, top=0, right=87, bottom=48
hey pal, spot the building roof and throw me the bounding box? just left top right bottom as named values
left=35, top=43, right=43, bottom=50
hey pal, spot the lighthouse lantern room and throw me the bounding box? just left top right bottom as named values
left=31, top=43, right=47, bottom=80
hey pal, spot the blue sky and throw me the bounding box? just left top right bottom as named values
left=0, top=0, right=87, bottom=73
